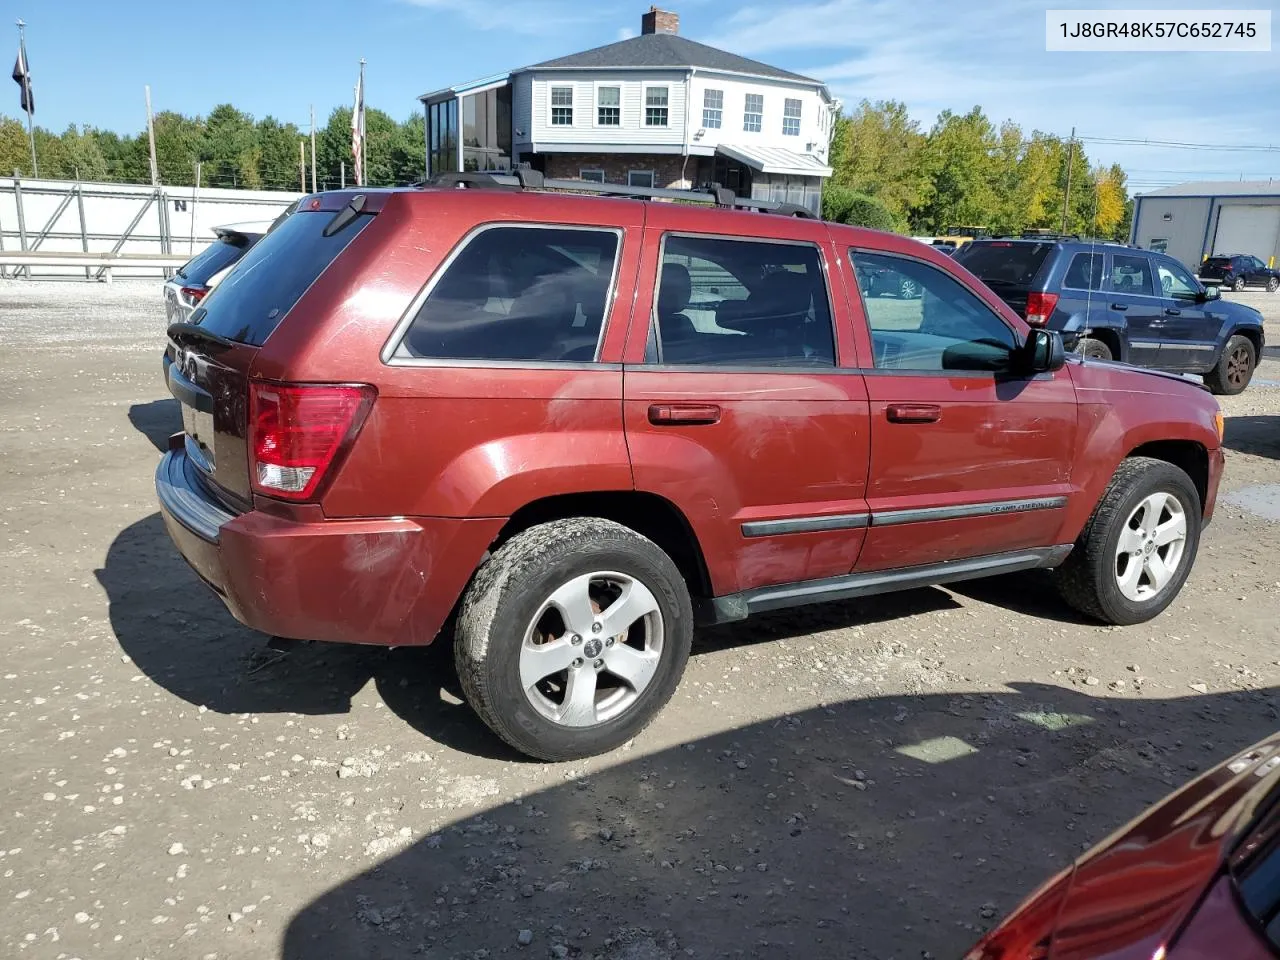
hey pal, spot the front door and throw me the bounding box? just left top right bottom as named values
left=621, top=207, right=871, bottom=597
left=842, top=249, right=1078, bottom=573
left=1153, top=257, right=1214, bottom=372
left=1107, top=252, right=1166, bottom=369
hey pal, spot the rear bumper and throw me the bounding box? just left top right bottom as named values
left=154, top=448, right=502, bottom=646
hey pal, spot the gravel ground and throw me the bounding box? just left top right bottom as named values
left=1, top=280, right=1278, bottom=960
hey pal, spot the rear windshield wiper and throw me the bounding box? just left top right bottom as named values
left=323, top=193, right=366, bottom=238
left=167, top=321, right=237, bottom=350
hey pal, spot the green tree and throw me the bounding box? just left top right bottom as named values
left=0, top=115, right=30, bottom=175
left=151, top=110, right=204, bottom=185
left=822, top=186, right=896, bottom=230
left=391, top=113, right=425, bottom=185
left=202, top=104, right=258, bottom=188
left=256, top=116, right=304, bottom=190
left=916, top=107, right=999, bottom=234
left=59, top=124, right=109, bottom=181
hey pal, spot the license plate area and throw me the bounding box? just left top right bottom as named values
left=182, top=402, right=217, bottom=473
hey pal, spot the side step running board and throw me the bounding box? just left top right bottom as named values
left=699, top=545, right=1074, bottom=625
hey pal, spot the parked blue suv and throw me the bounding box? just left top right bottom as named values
left=954, top=237, right=1265, bottom=394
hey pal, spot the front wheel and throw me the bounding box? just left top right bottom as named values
left=899, top=277, right=921, bottom=300
left=1267, top=277, right=1279, bottom=293
left=1054, top=457, right=1201, bottom=625
left=1205, top=333, right=1256, bottom=395
left=454, top=518, right=693, bottom=761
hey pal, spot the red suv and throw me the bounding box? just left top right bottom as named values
left=157, top=174, right=1225, bottom=761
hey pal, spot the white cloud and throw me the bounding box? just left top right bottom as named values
left=707, top=0, right=1280, bottom=181
left=617, top=27, right=636, bottom=41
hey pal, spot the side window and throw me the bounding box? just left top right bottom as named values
left=652, top=235, right=835, bottom=367
left=394, top=226, right=619, bottom=363
left=851, top=251, right=1018, bottom=373
left=1110, top=254, right=1154, bottom=296
left=1156, top=259, right=1199, bottom=299
left=1063, top=251, right=1104, bottom=291
left=1251, top=256, right=1268, bottom=271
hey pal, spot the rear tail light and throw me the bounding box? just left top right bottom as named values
left=179, top=286, right=208, bottom=307
left=1025, top=291, right=1059, bottom=327
left=963, top=868, right=1073, bottom=960
left=249, top=382, right=375, bottom=501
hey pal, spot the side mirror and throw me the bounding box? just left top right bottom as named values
left=1198, top=285, right=1221, bottom=302
left=1023, top=328, right=1066, bottom=373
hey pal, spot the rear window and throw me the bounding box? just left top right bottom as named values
left=176, top=237, right=245, bottom=284
left=1204, top=257, right=1232, bottom=267
left=189, top=210, right=372, bottom=347
left=953, top=242, right=1053, bottom=288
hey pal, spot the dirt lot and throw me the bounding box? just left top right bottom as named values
left=1, top=281, right=1278, bottom=960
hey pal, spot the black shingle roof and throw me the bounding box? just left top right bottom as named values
left=523, top=33, right=822, bottom=84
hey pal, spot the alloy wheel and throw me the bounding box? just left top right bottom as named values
left=1113, top=492, right=1187, bottom=602
left=519, top=571, right=664, bottom=727
left=1226, top=343, right=1253, bottom=389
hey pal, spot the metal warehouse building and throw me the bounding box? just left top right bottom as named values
left=1130, top=180, right=1280, bottom=272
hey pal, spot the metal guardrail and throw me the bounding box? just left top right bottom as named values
left=0, top=250, right=191, bottom=281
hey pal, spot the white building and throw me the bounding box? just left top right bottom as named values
left=1131, top=180, right=1280, bottom=269
left=420, top=7, right=839, bottom=214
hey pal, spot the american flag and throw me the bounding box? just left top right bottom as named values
left=351, top=63, right=365, bottom=186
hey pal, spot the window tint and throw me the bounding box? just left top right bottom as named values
left=1157, top=259, right=1199, bottom=298
left=1251, top=256, right=1268, bottom=270
left=852, top=252, right=1018, bottom=372
left=1063, top=251, right=1104, bottom=290
left=395, top=226, right=618, bottom=363
left=652, top=235, right=834, bottom=367
left=176, top=236, right=246, bottom=284
left=579, top=169, right=604, bottom=183
left=1231, top=794, right=1280, bottom=951
left=1110, top=254, right=1154, bottom=296
left=191, top=210, right=372, bottom=347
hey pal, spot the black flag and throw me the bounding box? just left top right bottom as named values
left=12, top=42, right=33, bottom=115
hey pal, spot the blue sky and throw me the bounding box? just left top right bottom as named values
left=9, top=0, right=1280, bottom=190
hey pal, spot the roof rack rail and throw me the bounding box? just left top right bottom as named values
left=419, top=166, right=818, bottom=219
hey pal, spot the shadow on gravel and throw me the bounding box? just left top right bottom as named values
left=280, top=683, right=1280, bottom=960
left=1224, top=414, right=1280, bottom=461
left=96, top=513, right=520, bottom=761
left=947, top=569, right=1098, bottom=625
left=128, top=399, right=182, bottom=452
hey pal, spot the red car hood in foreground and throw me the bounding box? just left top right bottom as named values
left=966, top=732, right=1280, bottom=960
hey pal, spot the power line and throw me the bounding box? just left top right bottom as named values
left=1076, top=135, right=1280, bottom=153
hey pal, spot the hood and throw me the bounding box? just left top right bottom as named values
left=1066, top=355, right=1209, bottom=392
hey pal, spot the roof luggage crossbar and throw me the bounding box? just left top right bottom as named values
left=420, top=166, right=818, bottom=219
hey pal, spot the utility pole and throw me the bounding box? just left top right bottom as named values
left=1060, top=126, right=1076, bottom=235
left=15, top=20, right=36, bottom=177
left=145, top=85, right=160, bottom=185
left=310, top=104, right=317, bottom=195
left=340, top=161, right=345, bottom=189
left=299, top=139, right=307, bottom=192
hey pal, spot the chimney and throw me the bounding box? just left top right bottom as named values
left=641, top=6, right=679, bottom=35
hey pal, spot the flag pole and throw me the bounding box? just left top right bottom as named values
left=15, top=19, right=36, bottom=177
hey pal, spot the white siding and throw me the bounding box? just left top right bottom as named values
left=526, top=70, right=688, bottom=147
left=689, top=75, right=831, bottom=160
left=512, top=74, right=534, bottom=153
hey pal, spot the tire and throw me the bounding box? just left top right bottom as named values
left=1055, top=457, right=1201, bottom=626
left=1075, top=337, right=1113, bottom=361
left=1233, top=275, right=1247, bottom=292
left=1267, top=277, right=1279, bottom=293
left=454, top=518, right=693, bottom=761
left=899, top=277, right=921, bottom=300
left=1204, top=333, right=1256, bottom=396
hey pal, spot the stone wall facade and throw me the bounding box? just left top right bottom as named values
left=541, top=153, right=691, bottom=189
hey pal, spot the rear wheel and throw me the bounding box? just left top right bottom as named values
left=1055, top=457, right=1201, bottom=625
left=454, top=518, right=693, bottom=761
left=1205, top=334, right=1256, bottom=395
left=1233, top=275, right=1247, bottom=292
left=1076, top=337, right=1113, bottom=361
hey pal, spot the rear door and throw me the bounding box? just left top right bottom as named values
left=1105, top=252, right=1165, bottom=369
left=1152, top=256, right=1215, bottom=371
left=842, top=248, right=1077, bottom=572
left=164, top=199, right=377, bottom=508
left=620, top=206, right=872, bottom=597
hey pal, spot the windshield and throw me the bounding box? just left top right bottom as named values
left=189, top=210, right=373, bottom=346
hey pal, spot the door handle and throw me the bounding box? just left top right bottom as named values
left=648, top=403, right=721, bottom=426
left=1164, top=308, right=1181, bottom=316
left=886, top=403, right=941, bottom=424
left=1109, top=303, right=1129, bottom=311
